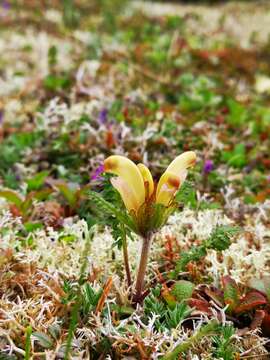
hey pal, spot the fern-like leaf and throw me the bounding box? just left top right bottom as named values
left=88, top=190, right=136, bottom=232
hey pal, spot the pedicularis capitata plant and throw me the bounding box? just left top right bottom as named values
left=90, top=151, right=196, bottom=303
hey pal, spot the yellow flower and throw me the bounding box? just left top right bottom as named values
left=104, top=151, right=196, bottom=214
left=104, top=152, right=196, bottom=301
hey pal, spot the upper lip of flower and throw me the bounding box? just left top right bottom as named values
left=104, top=151, right=196, bottom=213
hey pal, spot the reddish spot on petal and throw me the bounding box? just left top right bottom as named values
left=168, top=176, right=180, bottom=188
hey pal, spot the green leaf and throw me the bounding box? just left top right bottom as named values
left=26, top=171, right=49, bottom=191
left=25, top=326, right=32, bottom=360
left=212, top=325, right=235, bottom=360
left=56, top=183, right=77, bottom=208
left=205, top=225, right=239, bottom=251
left=222, top=143, right=246, bottom=168
left=0, top=353, right=17, bottom=360
left=48, top=323, right=61, bottom=340
left=162, top=320, right=220, bottom=359
left=171, top=280, right=195, bottom=302
left=88, top=191, right=136, bottom=232
left=165, top=303, right=192, bottom=329
left=175, top=181, right=196, bottom=208
left=43, top=74, right=71, bottom=91
left=59, top=234, right=76, bottom=243
left=24, top=222, right=43, bottom=233
left=222, top=276, right=239, bottom=313
left=227, top=98, right=248, bottom=127
left=32, top=189, right=53, bottom=201
left=175, top=245, right=206, bottom=273
left=0, top=190, right=23, bottom=208
left=48, top=45, right=58, bottom=66
left=32, top=332, right=53, bottom=349
left=82, top=283, right=102, bottom=315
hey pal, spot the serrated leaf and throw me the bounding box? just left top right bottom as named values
left=234, top=291, right=267, bottom=314
left=205, top=225, right=239, bottom=251
left=175, top=181, right=196, bottom=208
left=88, top=191, right=136, bottom=232
left=175, top=245, right=206, bottom=273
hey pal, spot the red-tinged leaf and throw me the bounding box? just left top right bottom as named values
left=106, top=130, right=115, bottom=149
left=76, top=184, right=91, bottom=198
left=0, top=190, right=23, bottom=208
left=32, top=189, right=53, bottom=201
left=248, top=278, right=266, bottom=294
left=248, top=276, right=270, bottom=302
left=9, top=204, right=22, bottom=217
left=21, top=196, right=34, bottom=217
left=234, top=291, right=267, bottom=314
left=188, top=298, right=212, bottom=315
left=262, top=312, right=270, bottom=337
left=0, top=248, right=13, bottom=267
left=250, top=310, right=266, bottom=330
left=204, top=287, right=224, bottom=308
left=222, top=276, right=239, bottom=312
left=55, top=183, right=77, bottom=208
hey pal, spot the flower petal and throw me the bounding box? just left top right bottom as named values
left=137, top=163, right=154, bottom=197
left=111, top=177, right=139, bottom=212
left=104, top=155, right=145, bottom=211
left=156, top=172, right=181, bottom=206
left=166, top=151, right=196, bottom=175
left=156, top=151, right=196, bottom=197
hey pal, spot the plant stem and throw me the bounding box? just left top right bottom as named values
left=161, top=320, right=219, bottom=360
left=133, top=233, right=152, bottom=303
left=64, top=296, right=81, bottom=360
left=25, top=325, right=32, bottom=360
left=121, top=224, right=131, bottom=287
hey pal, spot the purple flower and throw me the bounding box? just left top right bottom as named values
left=1, top=1, right=10, bottom=10
left=91, top=164, right=104, bottom=182
left=98, top=108, right=108, bottom=125
left=203, top=159, right=214, bottom=174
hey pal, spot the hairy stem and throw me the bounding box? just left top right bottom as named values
left=133, top=233, right=152, bottom=303
left=121, top=224, right=131, bottom=287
